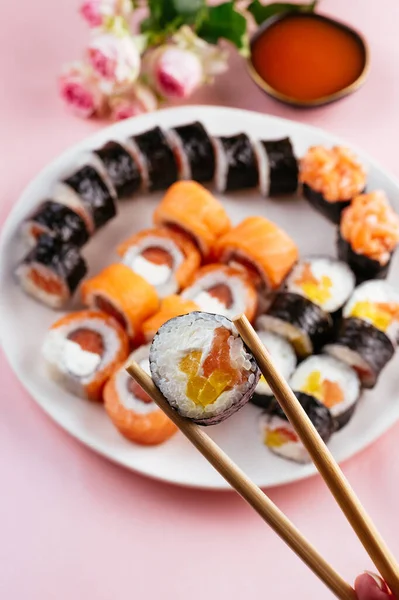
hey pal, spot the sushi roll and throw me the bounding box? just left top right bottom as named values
left=299, top=146, right=366, bottom=224
left=15, top=234, right=87, bottom=308
left=21, top=200, right=90, bottom=248
left=166, top=121, right=215, bottom=182
left=153, top=181, right=231, bottom=258
left=254, top=137, right=298, bottom=196
left=181, top=264, right=258, bottom=322
left=42, top=309, right=129, bottom=402
left=213, top=216, right=299, bottom=297
left=290, top=355, right=360, bottom=430
left=342, top=280, right=399, bottom=345
left=81, top=264, right=159, bottom=344
left=285, top=256, right=355, bottom=317
left=250, top=331, right=296, bottom=411
left=117, top=226, right=201, bottom=298
left=54, top=165, right=117, bottom=233
left=212, top=133, right=258, bottom=192
left=256, top=292, right=333, bottom=358
left=260, top=392, right=334, bottom=463
left=324, top=318, right=395, bottom=389
left=142, top=295, right=199, bottom=343
left=104, top=344, right=177, bottom=445
left=129, top=126, right=178, bottom=191
left=93, top=140, right=142, bottom=198
left=338, top=191, right=399, bottom=282
left=149, top=312, right=260, bottom=426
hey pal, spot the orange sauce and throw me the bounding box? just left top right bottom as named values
left=251, top=15, right=366, bottom=102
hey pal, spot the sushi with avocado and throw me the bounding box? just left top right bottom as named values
left=149, top=312, right=260, bottom=426
left=338, top=191, right=399, bottom=282
left=254, top=137, right=299, bottom=196
left=212, top=133, right=258, bottom=192
left=300, top=146, right=366, bottom=224
left=166, top=121, right=215, bottom=182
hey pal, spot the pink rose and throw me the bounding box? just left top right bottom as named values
left=79, top=0, right=132, bottom=29
left=59, top=62, right=104, bottom=118
left=110, top=82, right=158, bottom=121
left=87, top=33, right=140, bottom=91
left=148, top=46, right=204, bottom=99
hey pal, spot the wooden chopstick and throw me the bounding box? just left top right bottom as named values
left=126, top=360, right=355, bottom=600
left=234, top=314, right=399, bottom=597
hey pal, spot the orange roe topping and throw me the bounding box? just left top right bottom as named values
left=300, top=145, right=366, bottom=202
left=341, top=191, right=399, bottom=264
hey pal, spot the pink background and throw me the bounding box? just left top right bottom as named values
left=1, top=1, right=399, bottom=598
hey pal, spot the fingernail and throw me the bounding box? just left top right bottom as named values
left=364, top=571, right=392, bottom=595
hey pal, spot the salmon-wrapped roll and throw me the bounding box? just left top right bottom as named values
left=142, top=295, right=199, bottom=342
left=153, top=181, right=231, bottom=258
left=81, top=264, right=159, bottom=344
left=104, top=344, right=177, bottom=445
left=117, top=227, right=201, bottom=297
left=42, top=310, right=129, bottom=402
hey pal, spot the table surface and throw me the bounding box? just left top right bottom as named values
left=2, top=1, right=399, bottom=598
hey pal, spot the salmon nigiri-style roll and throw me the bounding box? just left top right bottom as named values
left=117, top=227, right=201, bottom=297
left=142, top=295, right=199, bottom=342
left=81, top=264, right=159, bottom=344
left=213, top=216, right=298, bottom=294
left=104, top=344, right=177, bottom=445
left=42, top=310, right=129, bottom=402
left=153, top=181, right=231, bottom=258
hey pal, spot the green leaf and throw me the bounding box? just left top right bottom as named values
left=173, top=0, right=204, bottom=18
left=196, top=2, right=248, bottom=54
left=248, top=1, right=317, bottom=25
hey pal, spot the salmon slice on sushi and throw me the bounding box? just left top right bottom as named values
left=212, top=133, right=258, bottom=192
left=117, top=227, right=201, bottom=298
left=104, top=344, right=177, bottom=445
left=181, top=264, right=258, bottom=322
left=81, top=264, right=159, bottom=344
left=93, top=140, right=142, bottom=198
left=129, top=126, right=178, bottom=191
left=166, top=121, right=215, bottom=182
left=300, top=145, right=366, bottom=224
left=338, top=191, right=399, bottom=282
left=142, top=295, right=199, bottom=343
left=42, top=310, right=129, bottom=402
left=149, top=312, right=260, bottom=426
left=153, top=181, right=231, bottom=258
left=254, top=137, right=299, bottom=196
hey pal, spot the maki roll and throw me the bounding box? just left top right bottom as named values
left=104, top=344, right=177, bottom=445
left=142, top=295, right=199, bottom=343
left=130, top=126, right=178, bottom=191
left=93, top=140, right=142, bottom=198
left=212, top=133, right=258, bottom=192
left=213, top=216, right=298, bottom=298
left=338, top=191, right=399, bottom=282
left=166, top=121, right=215, bottom=182
left=250, top=331, right=296, bottom=411
left=254, top=137, right=298, bottom=196
left=149, top=312, right=260, bottom=426
left=117, top=226, right=201, bottom=297
left=300, top=146, right=366, bottom=224
left=256, top=292, right=333, bottom=358
left=260, top=392, right=334, bottom=463
left=290, top=355, right=360, bottom=430
left=324, top=318, right=395, bottom=389
left=54, top=165, right=117, bottom=233
left=181, top=264, right=258, bottom=322
left=15, top=234, right=87, bottom=309
left=42, top=310, right=129, bottom=402
left=153, top=181, right=231, bottom=258
left=22, top=200, right=89, bottom=248
left=342, top=280, right=399, bottom=345
left=285, top=256, right=355, bottom=317
left=81, top=264, right=159, bottom=344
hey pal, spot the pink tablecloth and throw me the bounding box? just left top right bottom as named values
left=2, top=1, right=399, bottom=598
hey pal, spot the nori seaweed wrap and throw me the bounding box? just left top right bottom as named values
left=167, top=121, right=215, bottom=182
left=303, top=183, right=352, bottom=224
left=337, top=230, right=391, bottom=283
left=257, top=137, right=299, bottom=196
left=94, top=141, right=142, bottom=198
left=23, top=200, right=89, bottom=248
left=213, top=133, right=259, bottom=192
left=131, top=126, right=178, bottom=191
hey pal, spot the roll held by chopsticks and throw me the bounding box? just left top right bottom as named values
left=126, top=311, right=399, bottom=599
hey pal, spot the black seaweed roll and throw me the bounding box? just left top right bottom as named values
left=130, top=126, right=178, bottom=191
left=166, top=121, right=215, bottom=182
left=254, top=137, right=298, bottom=196
left=324, top=318, right=395, bottom=389
left=212, top=133, right=259, bottom=192
left=22, top=200, right=89, bottom=248
left=256, top=292, right=333, bottom=358
left=94, top=141, right=142, bottom=198
left=15, top=234, right=87, bottom=308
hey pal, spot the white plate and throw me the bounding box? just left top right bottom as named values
left=1, top=105, right=399, bottom=490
